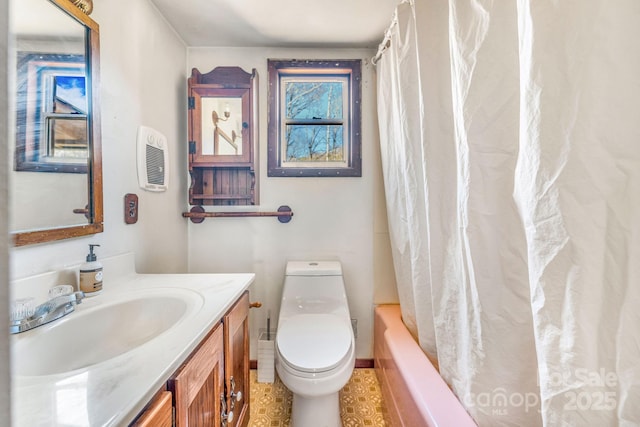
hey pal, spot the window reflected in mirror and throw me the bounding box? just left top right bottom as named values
left=15, top=52, right=88, bottom=173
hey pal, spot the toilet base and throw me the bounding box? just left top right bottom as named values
left=291, top=392, right=341, bottom=427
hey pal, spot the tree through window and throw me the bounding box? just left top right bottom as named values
left=268, top=60, right=361, bottom=177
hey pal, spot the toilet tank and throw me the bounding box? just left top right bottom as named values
left=285, top=261, right=342, bottom=276
left=280, top=261, right=349, bottom=321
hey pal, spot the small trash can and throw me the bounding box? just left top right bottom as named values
left=257, top=331, right=276, bottom=383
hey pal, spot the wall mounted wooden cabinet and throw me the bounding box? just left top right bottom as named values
left=188, top=67, right=259, bottom=206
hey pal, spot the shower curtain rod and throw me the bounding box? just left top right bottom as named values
left=372, top=38, right=391, bottom=66
left=371, top=10, right=398, bottom=65
left=372, top=0, right=408, bottom=65
left=372, top=18, right=396, bottom=65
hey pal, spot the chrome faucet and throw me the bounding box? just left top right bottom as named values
left=10, top=291, right=85, bottom=334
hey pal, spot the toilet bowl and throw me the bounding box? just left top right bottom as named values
left=276, top=261, right=355, bottom=427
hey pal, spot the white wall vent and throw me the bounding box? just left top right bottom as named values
left=137, top=126, right=169, bottom=192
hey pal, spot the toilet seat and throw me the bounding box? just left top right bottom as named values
left=277, top=314, right=352, bottom=373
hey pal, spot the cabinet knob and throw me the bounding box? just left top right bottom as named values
left=222, top=410, right=234, bottom=426
left=249, top=301, right=262, bottom=308
left=229, top=376, right=243, bottom=409
left=221, top=392, right=234, bottom=426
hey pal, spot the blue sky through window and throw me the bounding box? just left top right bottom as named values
left=54, top=75, right=87, bottom=114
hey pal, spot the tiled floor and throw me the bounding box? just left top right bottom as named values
left=249, top=368, right=386, bottom=426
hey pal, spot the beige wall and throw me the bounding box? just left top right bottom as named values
left=187, top=47, right=397, bottom=359
left=9, top=0, right=189, bottom=279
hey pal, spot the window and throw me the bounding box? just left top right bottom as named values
left=44, top=74, right=88, bottom=160
left=267, top=59, right=362, bottom=177
left=15, top=53, right=89, bottom=173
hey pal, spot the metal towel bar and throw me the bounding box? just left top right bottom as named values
left=183, top=205, right=293, bottom=224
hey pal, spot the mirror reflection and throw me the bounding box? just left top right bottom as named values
left=9, top=0, right=103, bottom=244
left=15, top=49, right=89, bottom=172
left=201, top=97, right=243, bottom=156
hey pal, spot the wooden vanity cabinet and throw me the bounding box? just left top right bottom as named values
left=169, top=324, right=225, bottom=426
left=162, top=291, right=249, bottom=427
left=224, top=292, right=250, bottom=427
left=132, top=391, right=173, bottom=427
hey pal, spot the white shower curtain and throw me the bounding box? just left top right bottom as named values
left=376, top=1, right=640, bottom=426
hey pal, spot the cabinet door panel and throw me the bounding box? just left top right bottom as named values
left=170, top=322, right=224, bottom=427
left=132, top=391, right=172, bottom=427
left=224, top=291, right=250, bottom=427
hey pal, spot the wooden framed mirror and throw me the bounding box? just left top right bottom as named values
left=10, top=0, right=103, bottom=246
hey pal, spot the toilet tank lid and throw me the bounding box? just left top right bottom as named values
left=286, top=261, right=342, bottom=276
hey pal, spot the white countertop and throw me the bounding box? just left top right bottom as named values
left=11, top=256, right=254, bottom=426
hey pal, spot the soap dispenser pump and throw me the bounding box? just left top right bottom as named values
left=79, top=244, right=103, bottom=296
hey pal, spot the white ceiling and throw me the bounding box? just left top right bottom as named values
left=149, top=0, right=399, bottom=48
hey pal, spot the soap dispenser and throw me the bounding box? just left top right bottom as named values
left=79, top=244, right=103, bottom=296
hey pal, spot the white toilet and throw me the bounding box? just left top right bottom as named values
left=275, top=261, right=355, bottom=427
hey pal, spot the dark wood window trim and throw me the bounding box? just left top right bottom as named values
left=267, top=59, right=362, bottom=177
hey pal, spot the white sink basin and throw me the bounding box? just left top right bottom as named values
left=12, top=289, right=203, bottom=376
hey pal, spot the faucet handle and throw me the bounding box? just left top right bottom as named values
left=73, top=291, right=86, bottom=304
left=48, top=285, right=75, bottom=299
left=10, top=298, right=35, bottom=322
